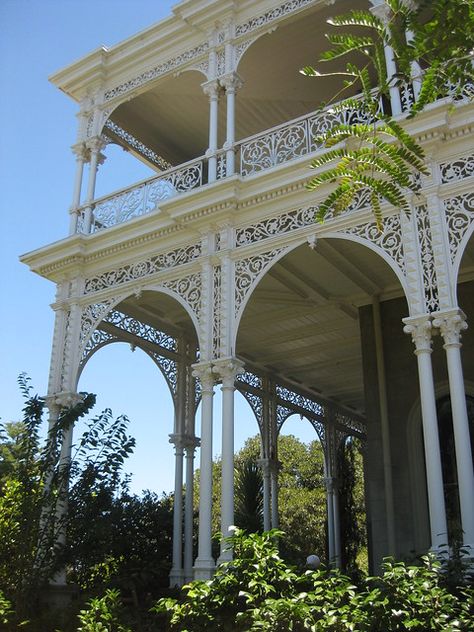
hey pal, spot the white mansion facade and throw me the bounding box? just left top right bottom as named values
left=22, top=0, right=474, bottom=585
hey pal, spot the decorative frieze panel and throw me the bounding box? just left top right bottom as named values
left=237, top=370, right=262, bottom=390
left=84, top=243, right=202, bottom=295
left=104, top=310, right=177, bottom=352
left=334, top=411, right=366, bottom=437
left=236, top=207, right=315, bottom=247
left=439, top=154, right=474, bottom=184
left=276, top=384, right=325, bottom=420
left=416, top=205, right=439, bottom=312
left=104, top=43, right=209, bottom=102
left=235, top=0, right=315, bottom=37
left=234, top=248, right=286, bottom=317
left=104, top=120, right=171, bottom=170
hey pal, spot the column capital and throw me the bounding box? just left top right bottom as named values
left=213, top=357, right=245, bottom=387
left=201, top=79, right=221, bottom=99
left=71, top=142, right=89, bottom=162
left=432, top=309, right=468, bottom=348
left=403, top=314, right=433, bottom=353
left=323, top=476, right=339, bottom=492
left=219, top=72, right=243, bottom=93
left=169, top=433, right=201, bottom=451
left=46, top=391, right=83, bottom=409
left=192, top=361, right=215, bottom=393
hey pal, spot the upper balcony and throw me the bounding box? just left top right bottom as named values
left=49, top=0, right=474, bottom=238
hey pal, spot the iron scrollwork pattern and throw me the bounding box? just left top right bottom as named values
left=84, top=243, right=202, bottom=295
left=416, top=205, right=439, bottom=312
left=234, top=248, right=286, bottom=317
left=439, top=154, right=474, bottom=184
left=444, top=192, right=474, bottom=264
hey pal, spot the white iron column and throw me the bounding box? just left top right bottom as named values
left=370, top=0, right=402, bottom=115
left=403, top=315, right=448, bottom=553
left=83, top=138, right=105, bottom=233
left=192, top=362, right=215, bottom=579
left=220, top=73, right=243, bottom=177
left=51, top=392, right=82, bottom=586
left=202, top=80, right=220, bottom=183
left=258, top=458, right=272, bottom=531
left=69, top=143, right=88, bottom=234
left=433, top=309, right=474, bottom=554
left=184, top=437, right=199, bottom=583
left=169, top=435, right=184, bottom=587
left=215, top=358, right=244, bottom=563
left=324, top=477, right=336, bottom=565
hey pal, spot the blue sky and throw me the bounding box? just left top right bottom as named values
left=0, top=0, right=319, bottom=495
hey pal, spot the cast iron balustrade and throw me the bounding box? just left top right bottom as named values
left=74, top=80, right=473, bottom=235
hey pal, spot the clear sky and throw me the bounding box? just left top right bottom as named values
left=0, top=0, right=319, bottom=495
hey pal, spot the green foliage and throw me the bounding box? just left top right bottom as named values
left=154, top=528, right=474, bottom=632
left=301, top=0, right=474, bottom=229
left=76, top=589, right=132, bottom=632
left=234, top=457, right=264, bottom=533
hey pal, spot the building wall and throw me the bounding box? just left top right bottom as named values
left=360, top=279, right=474, bottom=570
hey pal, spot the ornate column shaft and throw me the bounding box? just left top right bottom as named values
left=258, top=458, right=272, bottom=531
left=192, top=362, right=215, bottom=579
left=324, top=477, right=336, bottom=565
left=69, top=143, right=88, bottom=234
left=370, top=0, right=402, bottom=115
left=184, top=436, right=199, bottom=583
left=270, top=460, right=280, bottom=529
left=202, top=80, right=220, bottom=183
left=214, top=357, right=244, bottom=563
left=403, top=315, right=448, bottom=553
left=432, top=309, right=474, bottom=553
left=83, top=138, right=105, bottom=233
left=220, top=73, right=243, bottom=177
left=169, top=434, right=185, bottom=587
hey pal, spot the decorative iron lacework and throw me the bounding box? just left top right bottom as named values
left=162, top=273, right=202, bottom=322
left=416, top=205, right=439, bottom=312
left=236, top=370, right=262, bottom=390
left=276, top=404, right=294, bottom=431
left=240, top=100, right=379, bottom=177
left=59, top=311, right=72, bottom=388
left=236, top=0, right=314, bottom=36
left=86, top=159, right=203, bottom=232
left=104, top=120, right=171, bottom=170
left=103, top=310, right=177, bottom=352
left=240, top=390, right=263, bottom=431
left=216, top=50, right=226, bottom=77
left=400, top=82, right=415, bottom=113
left=104, top=43, right=209, bottom=101
left=439, top=154, right=474, bottom=184
left=80, top=298, right=119, bottom=349
left=342, top=213, right=406, bottom=275
left=84, top=243, right=202, bottom=295
left=444, top=192, right=474, bottom=263
left=149, top=352, right=178, bottom=397
left=308, top=418, right=326, bottom=445
left=276, top=385, right=325, bottom=419
left=236, top=207, right=315, bottom=246
left=234, top=248, right=286, bottom=316
left=212, top=265, right=221, bottom=357
left=194, top=377, right=202, bottom=408
left=334, top=411, right=366, bottom=437
left=81, top=328, right=117, bottom=366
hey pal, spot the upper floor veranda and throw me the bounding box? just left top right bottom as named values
left=41, top=0, right=470, bottom=241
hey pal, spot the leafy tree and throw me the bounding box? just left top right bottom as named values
left=301, top=0, right=474, bottom=228
left=234, top=457, right=263, bottom=533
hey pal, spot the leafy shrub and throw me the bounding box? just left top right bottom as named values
left=154, top=528, right=474, bottom=632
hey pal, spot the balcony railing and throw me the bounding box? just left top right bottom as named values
left=75, top=81, right=472, bottom=235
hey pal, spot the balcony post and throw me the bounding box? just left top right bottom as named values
left=432, top=309, right=474, bottom=556
left=83, top=137, right=106, bottom=233
left=220, top=73, right=243, bottom=177
left=192, top=362, right=216, bottom=580
left=202, top=80, right=220, bottom=183
left=403, top=315, right=448, bottom=554
left=69, top=143, right=88, bottom=234
left=369, top=0, right=402, bottom=115
left=168, top=434, right=184, bottom=587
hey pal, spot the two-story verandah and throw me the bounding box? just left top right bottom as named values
left=21, top=0, right=474, bottom=585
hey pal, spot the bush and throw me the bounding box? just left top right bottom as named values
left=154, top=528, right=474, bottom=632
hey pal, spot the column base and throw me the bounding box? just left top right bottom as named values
left=169, top=568, right=184, bottom=588
left=217, top=549, right=233, bottom=565
left=193, top=558, right=216, bottom=580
